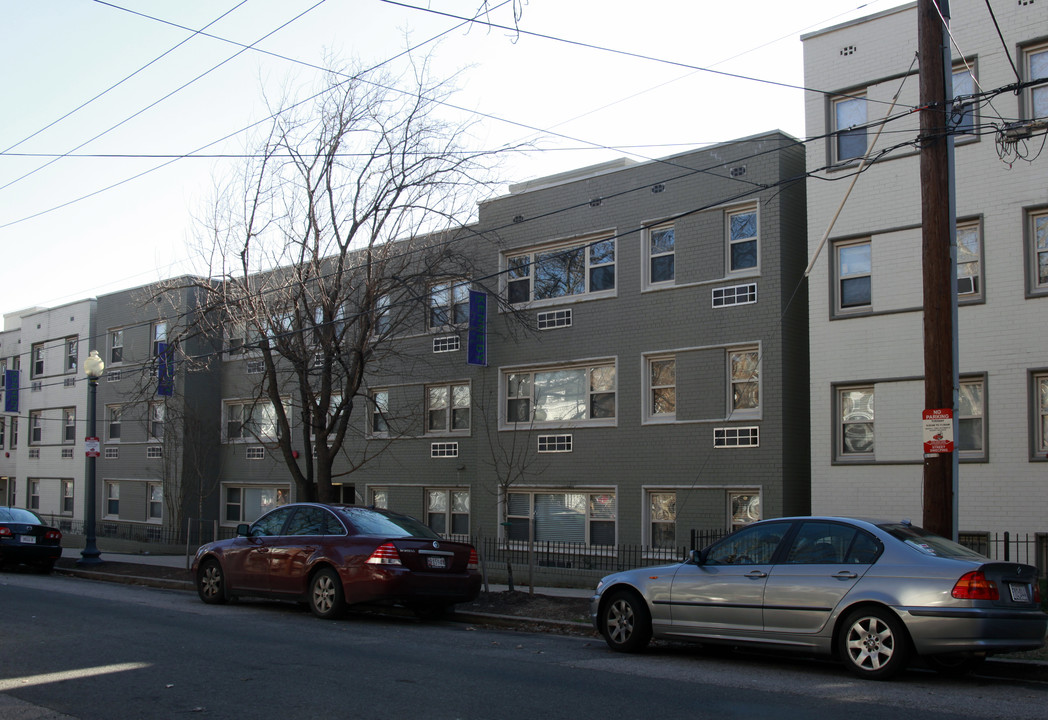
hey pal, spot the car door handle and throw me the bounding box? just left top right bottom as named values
left=745, top=570, right=768, bottom=579
left=832, top=571, right=858, bottom=580
left=255, top=547, right=270, bottom=554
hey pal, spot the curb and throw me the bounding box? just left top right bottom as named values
left=54, top=566, right=194, bottom=592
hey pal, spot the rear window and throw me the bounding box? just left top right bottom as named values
left=0, top=507, right=42, bottom=524
left=337, top=507, right=439, bottom=539
left=879, top=523, right=987, bottom=560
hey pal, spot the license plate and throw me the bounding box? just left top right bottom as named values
left=426, top=556, right=447, bottom=569
left=19, top=535, right=36, bottom=544
left=1009, top=583, right=1030, bottom=603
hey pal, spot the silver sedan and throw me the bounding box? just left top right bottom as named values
left=590, top=517, right=1046, bottom=679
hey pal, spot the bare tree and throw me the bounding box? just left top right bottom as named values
left=179, top=56, right=508, bottom=503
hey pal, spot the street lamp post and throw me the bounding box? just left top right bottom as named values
left=78, top=350, right=105, bottom=566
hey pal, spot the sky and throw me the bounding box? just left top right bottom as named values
left=0, top=0, right=902, bottom=321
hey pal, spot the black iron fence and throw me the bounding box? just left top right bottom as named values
left=958, top=531, right=1048, bottom=574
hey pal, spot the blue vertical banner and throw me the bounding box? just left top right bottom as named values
left=157, top=342, right=174, bottom=397
left=4, top=369, right=18, bottom=413
left=467, top=291, right=488, bottom=366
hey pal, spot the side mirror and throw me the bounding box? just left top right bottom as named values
left=689, top=549, right=707, bottom=566
left=236, top=523, right=250, bottom=537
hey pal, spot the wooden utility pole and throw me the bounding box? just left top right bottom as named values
left=918, top=0, right=957, bottom=538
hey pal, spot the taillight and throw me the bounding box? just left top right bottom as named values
left=365, top=542, right=402, bottom=566
left=952, top=571, right=999, bottom=600
left=0, top=526, right=11, bottom=537
left=467, top=547, right=479, bottom=570
left=1035, top=583, right=1042, bottom=604
left=45, top=530, right=62, bottom=541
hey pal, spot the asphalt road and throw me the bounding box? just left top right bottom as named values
left=3, top=571, right=1048, bottom=720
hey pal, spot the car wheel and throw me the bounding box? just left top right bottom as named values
left=309, top=567, right=345, bottom=620
left=196, top=558, right=227, bottom=605
left=601, top=589, right=652, bottom=653
left=838, top=606, right=910, bottom=679
left=924, top=653, right=986, bottom=677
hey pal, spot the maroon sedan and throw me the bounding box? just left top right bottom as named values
left=191, top=503, right=481, bottom=619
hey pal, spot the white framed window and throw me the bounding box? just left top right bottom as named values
left=223, top=485, right=289, bottom=525
left=370, top=390, right=389, bottom=436
left=430, top=442, right=459, bottom=458
left=1025, top=43, right=1048, bottom=119
left=951, top=65, right=977, bottom=135
left=427, top=489, right=470, bottom=536
left=504, top=362, right=616, bottom=427
left=105, top=482, right=119, bottom=518
left=1028, top=208, right=1048, bottom=294
left=505, top=235, right=616, bottom=305
left=61, top=448, right=74, bottom=458
left=152, top=321, right=167, bottom=357
left=370, top=488, right=389, bottom=509
left=62, top=480, right=74, bottom=515
left=836, top=239, right=872, bottom=312
left=374, top=294, right=391, bottom=336
left=427, top=383, right=471, bottom=434
left=104, top=447, right=118, bottom=459
left=647, top=356, right=676, bottom=421
left=64, top=408, right=76, bottom=443
left=712, top=283, right=757, bottom=307
left=10, top=417, right=16, bottom=448
left=648, top=491, right=676, bottom=549
left=64, top=337, right=78, bottom=373
left=148, top=483, right=163, bottom=521
left=149, top=402, right=164, bottom=440
left=429, top=281, right=470, bottom=328
left=536, top=309, right=573, bottom=330
left=29, top=410, right=42, bottom=444
left=956, top=220, right=982, bottom=298
left=958, top=377, right=985, bottom=459
left=31, top=343, right=45, bottom=378
left=28, top=448, right=40, bottom=459
left=729, top=347, right=760, bottom=417
left=0, top=418, right=6, bottom=448
left=833, top=93, right=867, bottom=162
left=29, top=480, right=40, bottom=510
left=714, top=426, right=760, bottom=447
left=105, top=405, right=123, bottom=442
left=246, top=446, right=265, bottom=460
left=729, top=492, right=761, bottom=530
left=537, top=434, right=573, bottom=453
left=727, top=208, right=758, bottom=273
left=505, top=491, right=616, bottom=546
left=1034, top=372, right=1048, bottom=457
left=147, top=445, right=163, bottom=459
left=433, top=336, right=460, bottom=353
left=839, top=386, right=875, bottom=458
left=646, top=223, right=675, bottom=286
left=109, top=329, right=124, bottom=365
left=224, top=400, right=281, bottom=442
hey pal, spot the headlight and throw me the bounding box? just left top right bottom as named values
left=595, top=579, right=605, bottom=594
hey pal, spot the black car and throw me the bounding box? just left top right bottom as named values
left=0, top=507, right=63, bottom=573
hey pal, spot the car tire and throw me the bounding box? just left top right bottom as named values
left=601, top=588, right=652, bottom=653
left=196, top=558, right=227, bottom=605
left=924, top=653, right=986, bottom=677
left=308, top=567, right=345, bottom=620
left=838, top=606, right=910, bottom=679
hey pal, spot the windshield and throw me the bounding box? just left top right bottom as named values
left=879, top=522, right=987, bottom=560
left=335, top=507, right=439, bottom=539
left=0, top=507, right=43, bottom=524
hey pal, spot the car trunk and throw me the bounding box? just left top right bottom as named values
left=391, top=538, right=472, bottom=573
left=979, top=562, right=1040, bottom=608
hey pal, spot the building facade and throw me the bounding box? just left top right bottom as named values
left=802, top=1, right=1048, bottom=537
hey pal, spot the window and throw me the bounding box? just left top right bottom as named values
left=104, top=447, right=118, bottom=459
left=505, top=363, right=616, bottom=426
left=62, top=480, right=74, bottom=514
left=783, top=521, right=881, bottom=565
left=106, top=406, right=122, bottom=441
left=149, top=402, right=164, bottom=440
left=10, top=417, right=17, bottom=448
left=370, top=488, right=389, bottom=509
left=705, top=520, right=789, bottom=565
left=1026, top=43, right=1047, bottom=119
left=1, top=358, right=6, bottom=388
left=152, top=322, right=167, bottom=357
left=0, top=418, right=5, bottom=447
left=1035, top=373, right=1048, bottom=456
left=64, top=408, right=75, bottom=443
left=648, top=356, right=676, bottom=420
left=29, top=411, right=42, bottom=444
left=105, top=482, right=119, bottom=518
left=730, top=492, right=759, bottom=530
left=224, top=400, right=280, bottom=442
left=147, top=446, right=163, bottom=459
left=427, top=489, right=470, bottom=536
left=956, top=221, right=981, bottom=297
left=374, top=295, right=391, bottom=336
left=506, top=236, right=615, bottom=304
left=649, top=491, right=676, bottom=548
left=66, top=337, right=78, bottom=372
left=958, top=378, right=985, bottom=458
left=31, top=343, right=44, bottom=378
left=506, top=491, right=616, bottom=546
left=224, top=485, right=289, bottom=524
left=951, top=65, right=976, bottom=135
left=833, top=93, right=867, bottom=161
left=1029, top=209, right=1048, bottom=293
left=371, top=390, right=389, bottom=435
left=148, top=484, right=163, bottom=521
left=728, top=209, right=757, bottom=273
left=110, top=329, right=124, bottom=365
left=427, top=383, right=471, bottom=434
left=836, top=239, right=872, bottom=311
left=729, top=348, right=760, bottom=415
left=647, top=224, right=674, bottom=285
left=29, top=480, right=40, bottom=510
left=839, top=387, right=875, bottom=457
left=429, top=281, right=469, bottom=328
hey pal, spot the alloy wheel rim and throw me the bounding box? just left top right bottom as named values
left=314, top=576, right=335, bottom=612
left=202, top=567, right=220, bottom=597
left=846, top=616, right=894, bottom=670
left=608, top=599, right=635, bottom=644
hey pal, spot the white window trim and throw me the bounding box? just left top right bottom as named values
left=727, top=346, right=761, bottom=420
left=835, top=238, right=873, bottom=314
left=1028, top=208, right=1048, bottom=295
left=726, top=206, right=759, bottom=276
left=220, top=483, right=291, bottom=527
left=104, top=481, right=120, bottom=519
left=958, top=376, right=986, bottom=460
left=642, top=221, right=675, bottom=289
left=956, top=219, right=983, bottom=300
left=109, top=328, right=125, bottom=366
left=425, top=382, right=471, bottom=436
left=147, top=482, right=163, bottom=524
left=1024, top=42, right=1048, bottom=120
left=369, top=389, right=390, bottom=438
left=837, top=385, right=875, bottom=461
left=428, top=279, right=471, bottom=330
left=503, top=489, right=617, bottom=547
left=503, top=232, right=617, bottom=308
left=832, top=92, right=868, bottom=163
left=500, top=359, right=618, bottom=430
left=643, top=354, right=676, bottom=424
left=222, top=398, right=285, bottom=443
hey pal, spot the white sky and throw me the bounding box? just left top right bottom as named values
left=0, top=0, right=901, bottom=320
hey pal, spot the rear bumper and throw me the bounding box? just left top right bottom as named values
left=901, top=607, right=1048, bottom=655
left=343, top=565, right=482, bottom=607
left=0, top=542, right=62, bottom=565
